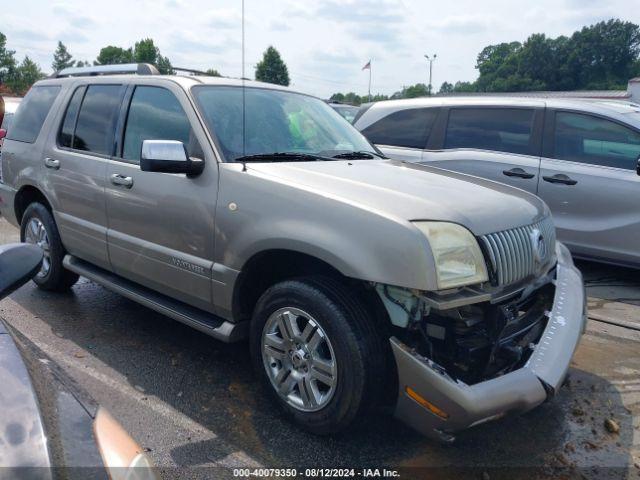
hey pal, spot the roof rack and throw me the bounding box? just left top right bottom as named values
left=51, top=63, right=160, bottom=79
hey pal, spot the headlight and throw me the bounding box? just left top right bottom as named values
left=413, top=221, right=488, bottom=290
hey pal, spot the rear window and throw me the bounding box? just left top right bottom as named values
left=445, top=108, right=535, bottom=155
left=6, top=86, right=60, bottom=143
left=361, top=108, right=437, bottom=149
left=73, top=85, right=124, bottom=155
left=58, top=86, right=85, bottom=149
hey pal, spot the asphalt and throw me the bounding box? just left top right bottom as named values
left=0, top=218, right=638, bottom=479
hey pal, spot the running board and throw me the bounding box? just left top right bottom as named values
left=63, top=255, right=248, bottom=343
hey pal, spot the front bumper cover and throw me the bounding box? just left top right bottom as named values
left=391, top=242, right=586, bottom=441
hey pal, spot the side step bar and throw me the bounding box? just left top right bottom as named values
left=63, top=255, right=248, bottom=343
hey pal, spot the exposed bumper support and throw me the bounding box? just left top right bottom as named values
left=391, top=242, right=586, bottom=441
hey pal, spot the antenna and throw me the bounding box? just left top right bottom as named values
left=241, top=0, right=247, bottom=171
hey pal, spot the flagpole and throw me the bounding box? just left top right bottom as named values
left=368, top=62, right=372, bottom=102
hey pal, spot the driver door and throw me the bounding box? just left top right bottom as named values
left=105, top=82, right=218, bottom=312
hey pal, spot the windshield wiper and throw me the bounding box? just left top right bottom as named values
left=331, top=150, right=387, bottom=160
left=235, top=152, right=336, bottom=163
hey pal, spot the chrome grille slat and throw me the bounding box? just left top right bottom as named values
left=481, top=217, right=556, bottom=287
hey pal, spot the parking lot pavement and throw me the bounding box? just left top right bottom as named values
left=0, top=217, right=638, bottom=479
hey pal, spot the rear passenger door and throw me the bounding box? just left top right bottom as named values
left=43, top=83, right=125, bottom=270
left=105, top=83, right=218, bottom=312
left=538, top=110, right=640, bottom=264
left=423, top=107, right=543, bottom=194
left=360, top=108, right=438, bottom=162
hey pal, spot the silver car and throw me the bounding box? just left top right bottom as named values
left=0, top=64, right=585, bottom=441
left=355, top=97, right=640, bottom=268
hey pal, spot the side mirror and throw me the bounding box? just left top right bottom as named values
left=0, top=128, right=7, bottom=140
left=0, top=243, right=43, bottom=301
left=140, top=140, right=204, bottom=177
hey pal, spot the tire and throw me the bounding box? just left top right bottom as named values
left=249, top=276, right=388, bottom=435
left=20, top=203, right=79, bottom=291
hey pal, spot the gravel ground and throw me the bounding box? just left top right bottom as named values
left=0, top=218, right=638, bottom=479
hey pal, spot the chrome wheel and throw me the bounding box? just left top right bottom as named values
left=24, top=218, right=50, bottom=278
left=261, top=307, right=337, bottom=412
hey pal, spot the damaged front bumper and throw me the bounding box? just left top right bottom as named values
left=391, top=242, right=587, bottom=441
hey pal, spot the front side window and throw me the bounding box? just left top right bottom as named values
left=445, top=108, right=535, bottom=155
left=73, top=84, right=124, bottom=155
left=6, top=86, right=60, bottom=143
left=192, top=86, right=373, bottom=162
left=554, top=112, right=640, bottom=169
left=362, top=108, right=437, bottom=149
left=123, top=86, right=201, bottom=162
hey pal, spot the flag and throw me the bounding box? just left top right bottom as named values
left=362, top=60, right=371, bottom=71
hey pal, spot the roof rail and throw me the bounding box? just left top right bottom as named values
left=51, top=63, right=160, bottom=79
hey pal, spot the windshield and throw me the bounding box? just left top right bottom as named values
left=192, top=86, right=374, bottom=162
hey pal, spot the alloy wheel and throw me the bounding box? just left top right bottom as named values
left=261, top=307, right=338, bottom=412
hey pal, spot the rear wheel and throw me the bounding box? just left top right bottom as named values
left=250, top=276, right=387, bottom=435
left=20, top=203, right=79, bottom=291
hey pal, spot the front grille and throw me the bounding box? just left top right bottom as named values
left=480, top=217, right=556, bottom=287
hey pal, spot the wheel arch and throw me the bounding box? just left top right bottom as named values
left=231, top=248, right=390, bottom=330
left=14, top=184, right=53, bottom=225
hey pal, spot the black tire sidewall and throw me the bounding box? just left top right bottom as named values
left=250, top=278, right=370, bottom=435
left=20, top=203, right=77, bottom=290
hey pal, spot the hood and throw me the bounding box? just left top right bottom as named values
left=246, top=159, right=547, bottom=236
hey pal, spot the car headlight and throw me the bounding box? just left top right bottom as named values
left=413, top=221, right=488, bottom=290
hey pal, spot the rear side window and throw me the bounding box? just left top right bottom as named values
left=122, top=86, right=201, bottom=162
left=6, top=86, right=60, bottom=143
left=73, top=85, right=124, bottom=155
left=554, top=112, right=640, bottom=170
left=445, top=108, right=535, bottom=155
left=58, top=86, right=85, bottom=148
left=361, top=108, right=437, bottom=148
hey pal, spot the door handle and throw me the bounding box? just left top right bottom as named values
left=502, top=167, right=535, bottom=179
left=542, top=174, right=577, bottom=186
left=44, top=158, right=60, bottom=169
left=110, top=174, right=134, bottom=188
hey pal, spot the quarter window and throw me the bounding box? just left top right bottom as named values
left=58, top=86, right=85, bottom=148
left=361, top=108, right=437, bottom=149
left=445, top=108, right=535, bottom=155
left=553, top=112, right=640, bottom=169
left=6, top=86, right=60, bottom=143
left=73, top=85, right=124, bottom=155
left=122, top=86, right=201, bottom=162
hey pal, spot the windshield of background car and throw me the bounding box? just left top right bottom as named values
left=192, top=86, right=374, bottom=162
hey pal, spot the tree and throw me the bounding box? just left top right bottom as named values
left=255, top=46, right=290, bottom=86
left=75, top=60, right=90, bottom=67
left=133, top=39, right=173, bottom=74
left=8, top=56, right=45, bottom=95
left=95, top=45, right=133, bottom=65
left=205, top=68, right=222, bottom=77
left=438, top=81, right=454, bottom=94
left=0, top=32, right=16, bottom=85
left=399, top=83, right=429, bottom=98
left=52, top=41, right=75, bottom=72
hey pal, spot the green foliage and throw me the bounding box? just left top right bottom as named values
left=328, top=92, right=388, bottom=106
left=255, top=46, right=290, bottom=86
left=439, top=81, right=453, bottom=94
left=0, top=32, right=16, bottom=85
left=7, top=56, right=45, bottom=95
left=205, top=68, right=222, bottom=77
left=472, top=19, right=640, bottom=92
left=95, top=45, right=133, bottom=65
left=52, top=41, right=75, bottom=72
left=95, top=39, right=173, bottom=74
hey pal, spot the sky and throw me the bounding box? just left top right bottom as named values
left=1, top=0, right=636, bottom=98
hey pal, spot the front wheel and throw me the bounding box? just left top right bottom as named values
left=20, top=203, right=79, bottom=291
left=250, top=276, right=387, bottom=435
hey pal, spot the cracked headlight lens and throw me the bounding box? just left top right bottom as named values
left=413, top=221, right=488, bottom=290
